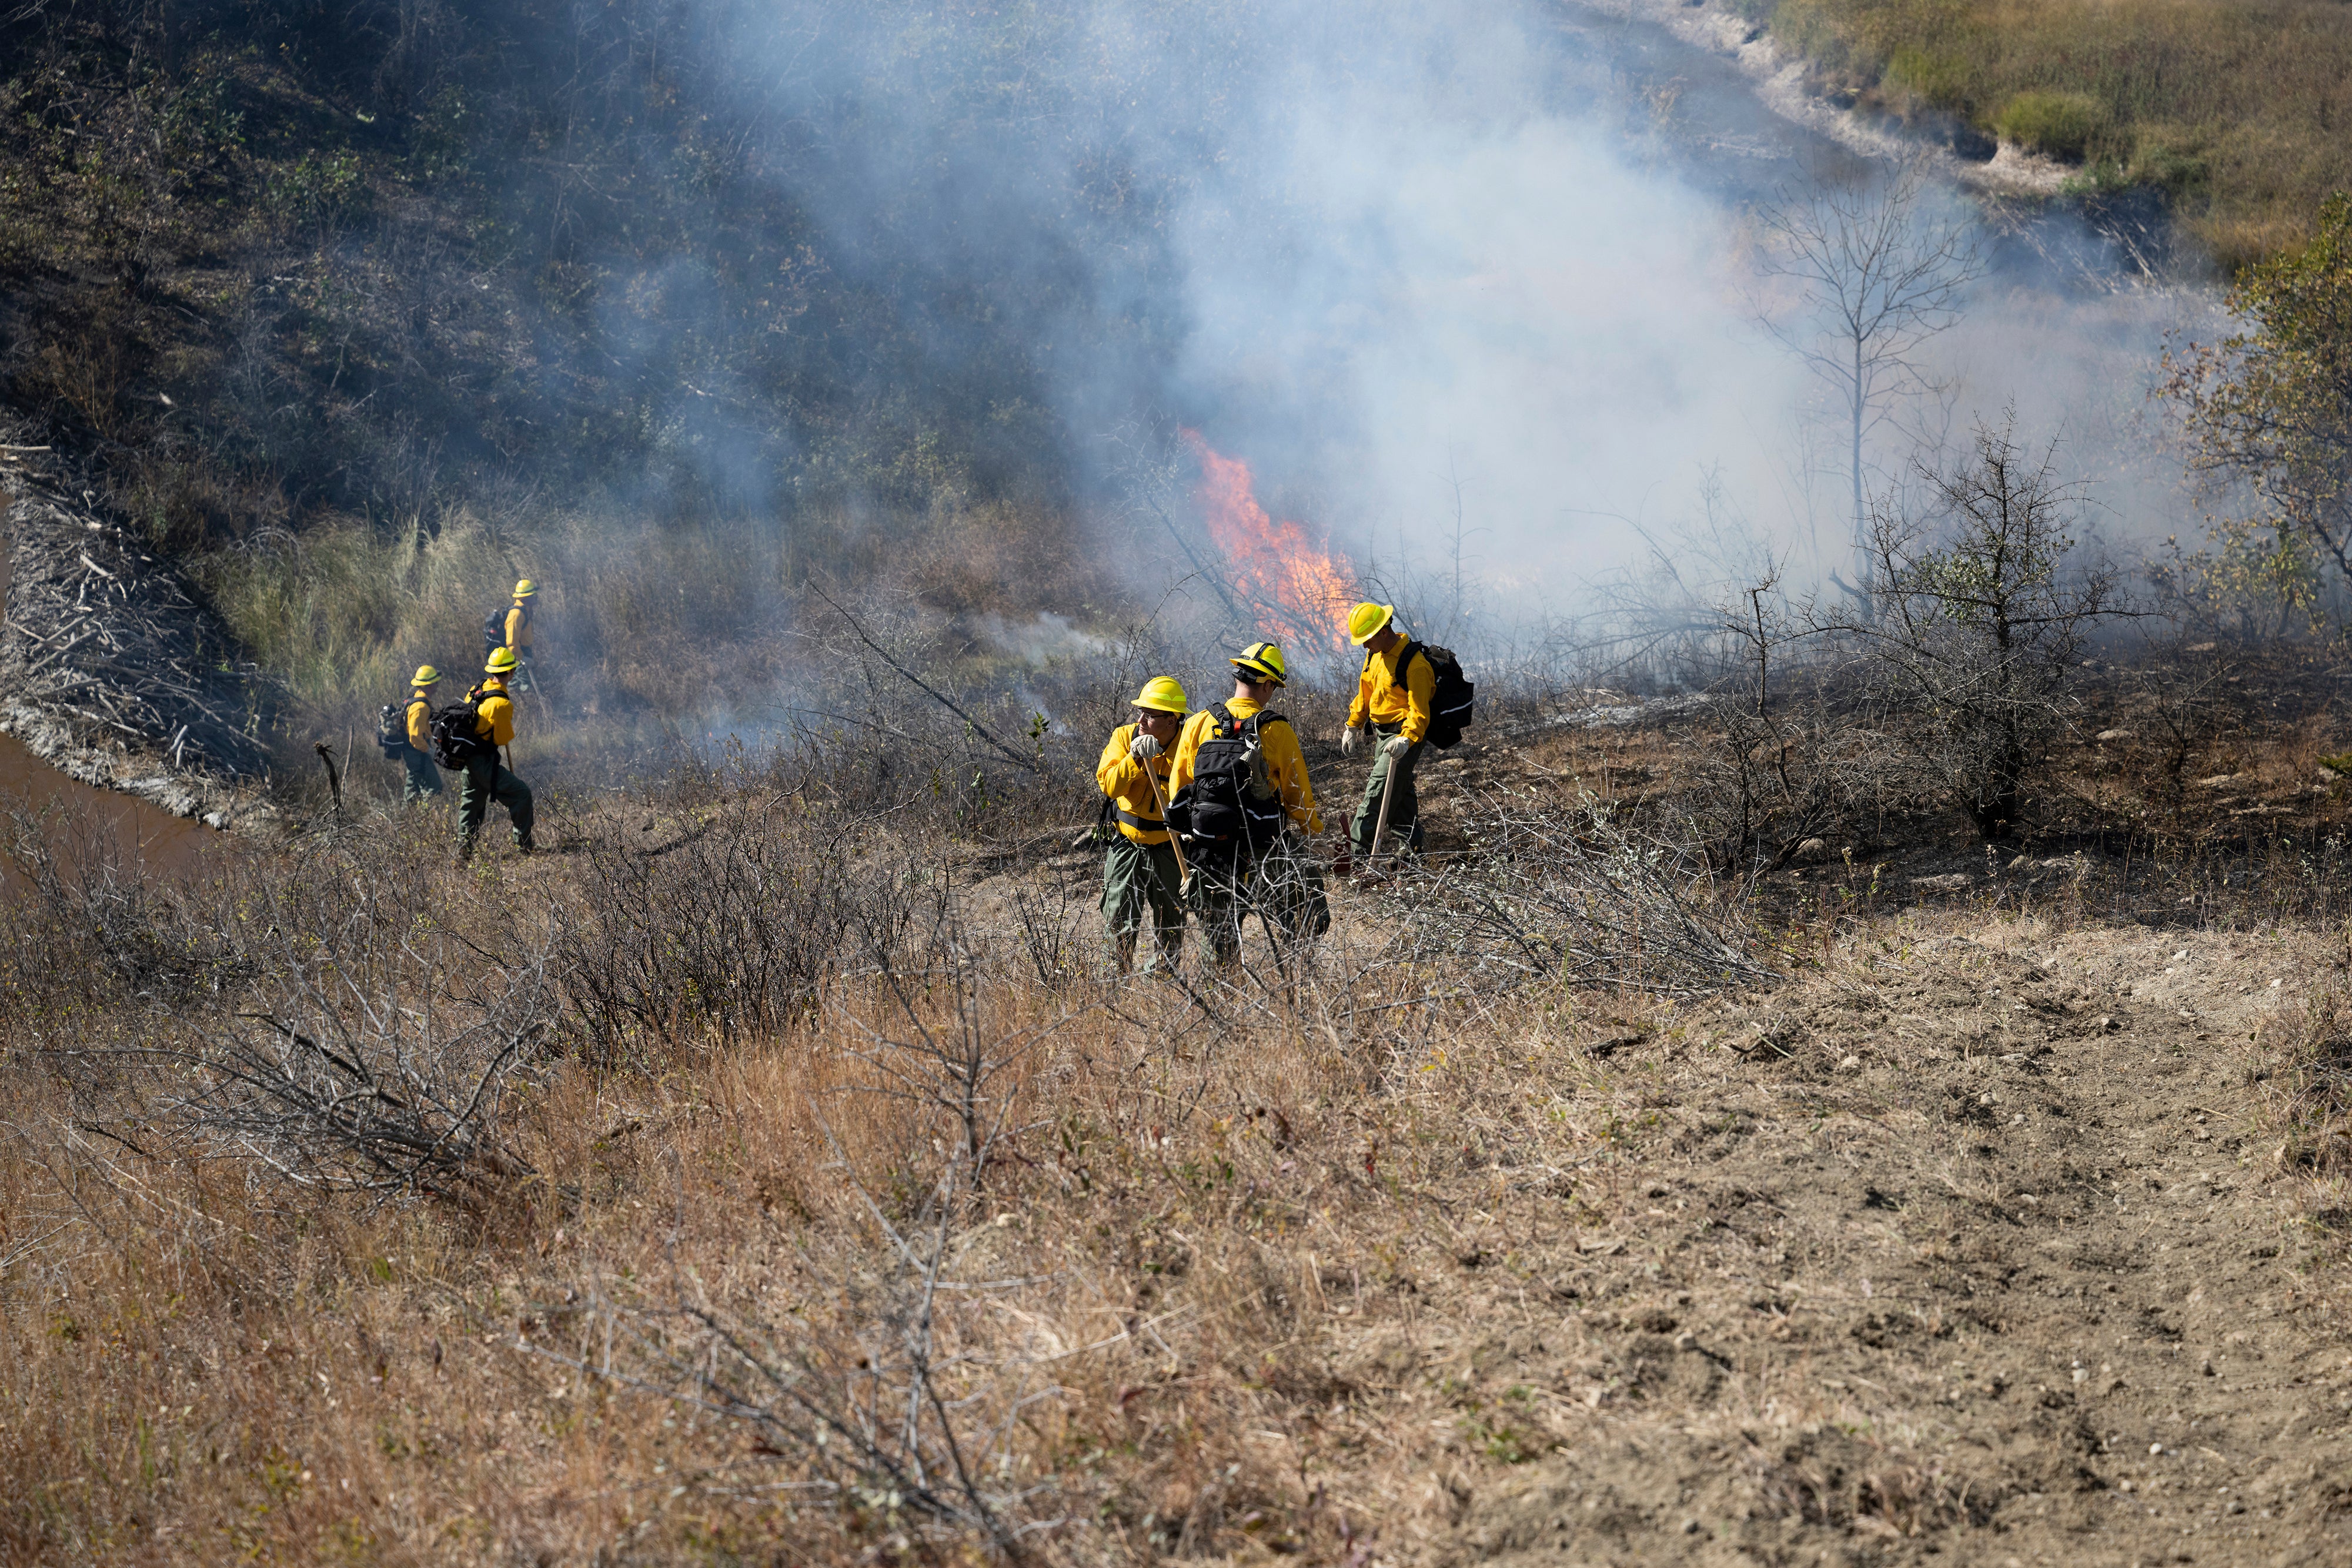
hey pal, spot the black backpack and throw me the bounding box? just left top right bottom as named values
left=483, top=601, right=527, bottom=652
left=1395, top=640, right=1475, bottom=750
left=1170, top=703, right=1289, bottom=852
left=376, top=700, right=411, bottom=756
left=428, top=699, right=496, bottom=770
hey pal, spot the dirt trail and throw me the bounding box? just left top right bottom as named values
left=1257, top=921, right=2352, bottom=1564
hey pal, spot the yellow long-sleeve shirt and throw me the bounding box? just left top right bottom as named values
left=505, top=603, right=533, bottom=651
left=406, top=692, right=435, bottom=751
left=1170, top=698, right=1324, bottom=836
left=1095, top=723, right=1177, bottom=845
left=470, top=677, right=516, bottom=748
left=1347, top=640, right=1436, bottom=744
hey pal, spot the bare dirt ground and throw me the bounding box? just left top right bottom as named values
left=1238, top=918, right=2348, bottom=1567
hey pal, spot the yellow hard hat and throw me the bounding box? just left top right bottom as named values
left=512, top=578, right=537, bottom=599
left=412, top=665, right=442, bottom=687
left=1347, top=602, right=1395, bottom=645
left=485, top=647, right=520, bottom=674
left=1231, top=640, right=1288, bottom=686
left=1132, top=675, right=1188, bottom=715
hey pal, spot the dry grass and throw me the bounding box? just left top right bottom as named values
left=14, top=661, right=2352, bottom=1563
left=1753, top=0, right=2352, bottom=266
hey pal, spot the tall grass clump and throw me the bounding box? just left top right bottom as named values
left=1993, top=90, right=2108, bottom=161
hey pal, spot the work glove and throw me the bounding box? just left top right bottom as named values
left=1341, top=725, right=1364, bottom=757
left=1128, top=733, right=1164, bottom=760
left=1329, top=834, right=1353, bottom=879
left=1382, top=734, right=1413, bottom=760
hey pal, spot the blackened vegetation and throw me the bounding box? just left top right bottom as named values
left=2, top=476, right=273, bottom=808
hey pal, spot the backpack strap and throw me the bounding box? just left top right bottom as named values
left=1208, top=701, right=1235, bottom=734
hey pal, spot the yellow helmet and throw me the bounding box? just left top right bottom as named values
left=512, top=578, right=538, bottom=599
left=485, top=647, right=520, bottom=674
left=1131, top=675, right=1188, bottom=715
left=412, top=664, right=442, bottom=687
left=1231, top=640, right=1288, bottom=686
left=1347, top=601, right=1395, bottom=645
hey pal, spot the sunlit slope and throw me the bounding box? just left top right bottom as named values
left=1751, top=0, right=2352, bottom=266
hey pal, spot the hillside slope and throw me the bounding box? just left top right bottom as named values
left=1735, top=0, right=2352, bottom=268
left=0, top=1, right=1194, bottom=750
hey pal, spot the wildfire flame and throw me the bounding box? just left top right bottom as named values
left=1181, top=430, right=1354, bottom=660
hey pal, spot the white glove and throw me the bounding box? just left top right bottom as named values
left=1383, top=735, right=1412, bottom=760
left=1128, top=733, right=1163, bottom=760
left=1341, top=726, right=1364, bottom=757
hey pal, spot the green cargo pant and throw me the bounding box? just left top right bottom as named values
left=1350, top=730, right=1425, bottom=857
left=401, top=745, right=443, bottom=803
left=1101, top=834, right=1184, bottom=972
left=1187, top=830, right=1330, bottom=969
left=457, top=753, right=534, bottom=857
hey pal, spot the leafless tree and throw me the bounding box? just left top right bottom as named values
left=1673, top=574, right=1917, bottom=875
left=1819, top=414, right=2120, bottom=838
left=1752, top=160, right=1983, bottom=612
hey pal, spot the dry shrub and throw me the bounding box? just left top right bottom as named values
left=1372, top=794, right=1778, bottom=997
left=145, top=927, right=554, bottom=1203
left=556, top=798, right=908, bottom=1058
left=1768, top=0, right=2352, bottom=260
left=2261, top=980, right=2352, bottom=1179
left=1749, top=1435, right=1982, bottom=1534
left=2, top=748, right=1774, bottom=1563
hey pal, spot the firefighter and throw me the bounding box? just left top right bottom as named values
left=1168, top=640, right=1332, bottom=968
left=492, top=578, right=538, bottom=693
left=402, top=665, right=443, bottom=803
left=1341, top=602, right=1434, bottom=860
left=1096, top=676, right=1190, bottom=974
left=457, top=647, right=535, bottom=861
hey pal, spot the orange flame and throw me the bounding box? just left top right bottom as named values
left=1181, top=430, right=1354, bottom=660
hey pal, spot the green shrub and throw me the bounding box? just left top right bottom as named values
left=2132, top=123, right=2211, bottom=198
left=263, top=150, right=365, bottom=231
left=1994, top=90, right=2109, bottom=160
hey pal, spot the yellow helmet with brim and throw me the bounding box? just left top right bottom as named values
left=1132, top=675, right=1188, bottom=714
left=1347, top=602, right=1395, bottom=645
left=1231, top=640, right=1288, bottom=686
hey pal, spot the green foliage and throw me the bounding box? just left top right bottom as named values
left=1994, top=90, right=2107, bottom=161
left=2147, top=518, right=2336, bottom=640
left=264, top=150, right=365, bottom=230
left=2165, top=192, right=2352, bottom=603
left=2131, top=122, right=2213, bottom=198
left=1883, top=45, right=1970, bottom=109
